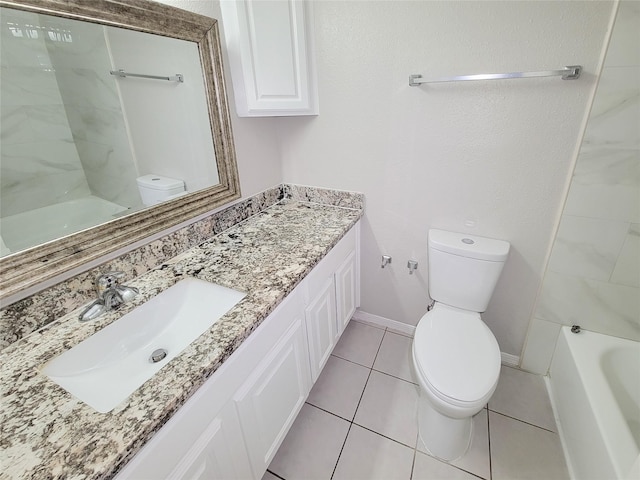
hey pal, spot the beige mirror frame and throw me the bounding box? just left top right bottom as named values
left=0, top=0, right=241, bottom=300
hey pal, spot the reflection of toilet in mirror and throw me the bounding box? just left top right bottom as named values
left=412, top=229, right=510, bottom=461
left=136, top=174, right=185, bottom=206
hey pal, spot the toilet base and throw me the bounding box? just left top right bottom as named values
left=418, top=390, right=473, bottom=461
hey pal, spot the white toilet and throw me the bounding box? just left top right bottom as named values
left=412, top=229, right=510, bottom=461
left=136, top=174, right=185, bottom=207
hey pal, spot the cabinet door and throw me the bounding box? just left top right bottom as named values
left=305, top=277, right=338, bottom=382
left=234, top=314, right=311, bottom=477
left=168, top=402, right=254, bottom=480
left=335, top=250, right=358, bottom=335
left=220, top=0, right=318, bottom=116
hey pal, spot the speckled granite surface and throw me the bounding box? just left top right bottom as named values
left=0, top=192, right=362, bottom=479
left=0, top=184, right=364, bottom=350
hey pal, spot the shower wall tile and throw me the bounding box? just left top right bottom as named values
left=603, top=1, right=640, bottom=68
left=0, top=141, right=91, bottom=217
left=0, top=66, right=66, bottom=106
left=520, top=318, right=562, bottom=375
left=523, top=5, right=640, bottom=363
left=0, top=105, right=33, bottom=145
left=75, top=140, right=141, bottom=208
left=535, top=271, right=640, bottom=341
left=610, top=223, right=640, bottom=287
left=582, top=66, right=640, bottom=150
left=547, top=215, right=629, bottom=281
left=562, top=147, right=639, bottom=223
left=55, top=67, right=121, bottom=111
left=65, top=106, right=131, bottom=147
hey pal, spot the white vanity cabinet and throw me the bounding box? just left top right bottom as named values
left=115, top=222, right=359, bottom=480
left=304, top=226, right=359, bottom=382
left=233, top=291, right=311, bottom=476
left=220, top=0, right=318, bottom=116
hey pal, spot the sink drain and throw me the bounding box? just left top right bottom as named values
left=150, top=348, right=168, bottom=363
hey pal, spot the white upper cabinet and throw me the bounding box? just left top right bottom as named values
left=220, top=0, right=318, bottom=116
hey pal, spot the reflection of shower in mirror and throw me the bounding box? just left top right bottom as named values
left=0, top=6, right=218, bottom=258
left=0, top=196, right=129, bottom=255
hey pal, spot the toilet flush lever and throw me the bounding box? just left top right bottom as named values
left=381, top=255, right=392, bottom=268
left=407, top=260, right=418, bottom=274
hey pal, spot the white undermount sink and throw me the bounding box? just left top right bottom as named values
left=41, top=277, right=246, bottom=413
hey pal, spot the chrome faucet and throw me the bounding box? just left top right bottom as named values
left=79, top=271, right=139, bottom=321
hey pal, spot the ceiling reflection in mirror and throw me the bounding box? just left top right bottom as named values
left=0, top=6, right=220, bottom=257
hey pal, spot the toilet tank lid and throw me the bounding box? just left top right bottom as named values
left=428, top=229, right=510, bottom=262
left=136, top=174, right=184, bottom=191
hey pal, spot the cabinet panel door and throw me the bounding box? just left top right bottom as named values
left=168, top=403, right=253, bottom=480
left=220, top=0, right=318, bottom=116
left=234, top=315, right=311, bottom=477
left=305, top=277, right=338, bottom=382
left=335, top=251, right=357, bottom=335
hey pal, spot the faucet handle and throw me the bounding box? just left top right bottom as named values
left=95, top=271, right=125, bottom=296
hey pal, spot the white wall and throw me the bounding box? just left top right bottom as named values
left=276, top=1, right=615, bottom=356
left=158, top=0, right=616, bottom=358
left=522, top=1, right=639, bottom=374
left=155, top=0, right=282, bottom=199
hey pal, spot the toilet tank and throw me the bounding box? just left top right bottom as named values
left=136, top=174, right=185, bottom=206
left=428, top=229, right=510, bottom=312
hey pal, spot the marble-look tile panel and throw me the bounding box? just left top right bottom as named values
left=0, top=141, right=90, bottom=217
left=0, top=105, right=35, bottom=145
left=535, top=270, right=640, bottom=341
left=0, top=65, right=66, bottom=106
left=55, top=67, right=121, bottom=111
left=603, top=0, right=640, bottom=68
left=582, top=66, right=640, bottom=150
left=520, top=317, right=562, bottom=375
left=611, top=223, right=640, bottom=287
left=0, top=9, right=51, bottom=69
left=75, top=140, right=141, bottom=208
left=0, top=197, right=362, bottom=480
left=65, top=106, right=131, bottom=147
left=563, top=146, right=639, bottom=223
left=547, top=214, right=629, bottom=281
left=0, top=185, right=350, bottom=350
left=25, top=104, right=77, bottom=143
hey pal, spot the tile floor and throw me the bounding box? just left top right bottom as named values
left=264, top=319, right=570, bottom=480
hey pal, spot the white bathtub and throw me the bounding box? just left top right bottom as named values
left=549, top=327, right=640, bottom=480
left=0, top=196, right=129, bottom=254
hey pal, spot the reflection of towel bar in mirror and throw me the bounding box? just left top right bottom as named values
left=110, top=69, right=184, bottom=83
left=409, top=65, right=582, bottom=86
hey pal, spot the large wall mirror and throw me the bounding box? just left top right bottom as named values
left=0, top=0, right=241, bottom=300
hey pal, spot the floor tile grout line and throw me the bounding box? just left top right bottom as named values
left=488, top=410, right=558, bottom=434
left=329, top=421, right=354, bottom=480
left=487, top=407, right=493, bottom=480
left=410, top=432, right=418, bottom=480
left=265, top=468, right=286, bottom=480
left=414, top=436, right=489, bottom=480
left=371, top=366, right=418, bottom=386
left=351, top=421, right=417, bottom=451
left=303, top=401, right=354, bottom=424
left=329, top=334, right=386, bottom=480
left=329, top=353, right=375, bottom=370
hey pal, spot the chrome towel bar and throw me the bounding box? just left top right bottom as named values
left=409, top=65, right=581, bottom=86
left=110, top=69, right=184, bottom=83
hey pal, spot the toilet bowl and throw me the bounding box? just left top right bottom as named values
left=413, top=303, right=501, bottom=459
left=412, top=229, right=509, bottom=461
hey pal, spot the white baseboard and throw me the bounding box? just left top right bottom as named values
left=501, top=352, right=520, bottom=367
left=353, top=309, right=521, bottom=368
left=352, top=310, right=416, bottom=336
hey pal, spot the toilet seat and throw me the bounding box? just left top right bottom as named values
left=413, top=303, right=501, bottom=405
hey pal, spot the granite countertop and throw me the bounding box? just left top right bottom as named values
left=0, top=199, right=362, bottom=479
